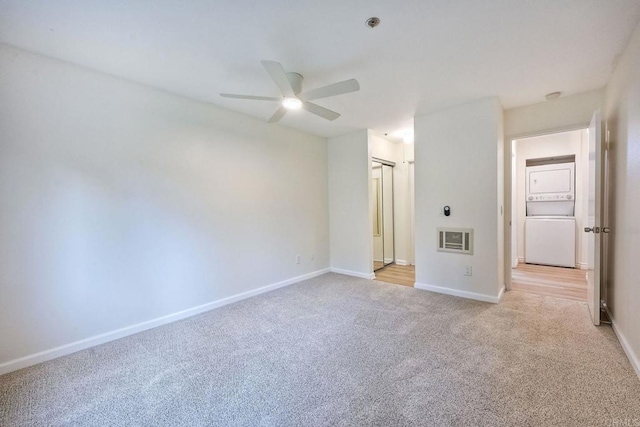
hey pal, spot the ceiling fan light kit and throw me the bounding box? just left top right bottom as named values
left=220, top=60, right=360, bottom=123
left=282, top=97, right=302, bottom=110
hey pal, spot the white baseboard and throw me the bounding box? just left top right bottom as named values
left=606, top=307, right=640, bottom=380
left=0, top=268, right=330, bottom=376
left=518, top=257, right=525, bottom=263
left=414, top=282, right=504, bottom=304
left=372, top=259, right=409, bottom=266
left=578, top=263, right=589, bottom=270
left=330, top=267, right=375, bottom=280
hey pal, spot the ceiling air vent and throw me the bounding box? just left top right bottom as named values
left=437, top=228, right=474, bottom=255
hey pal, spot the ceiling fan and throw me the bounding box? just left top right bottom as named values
left=220, top=60, right=360, bottom=123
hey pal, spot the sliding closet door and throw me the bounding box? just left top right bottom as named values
left=382, top=164, right=395, bottom=266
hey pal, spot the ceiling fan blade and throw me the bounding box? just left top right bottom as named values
left=302, top=101, right=340, bottom=121
left=261, top=60, right=295, bottom=97
left=267, top=106, right=287, bottom=123
left=220, top=93, right=280, bottom=101
left=300, top=79, right=360, bottom=101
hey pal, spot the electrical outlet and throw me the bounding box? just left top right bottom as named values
left=464, top=266, right=472, bottom=276
left=295, top=255, right=301, bottom=264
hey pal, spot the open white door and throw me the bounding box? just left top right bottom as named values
left=585, top=110, right=602, bottom=326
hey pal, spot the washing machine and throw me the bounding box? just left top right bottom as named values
left=525, top=216, right=576, bottom=267
left=525, top=161, right=576, bottom=268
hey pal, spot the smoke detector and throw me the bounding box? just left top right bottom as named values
left=366, top=17, right=380, bottom=28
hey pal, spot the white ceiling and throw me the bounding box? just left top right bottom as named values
left=1, top=0, right=639, bottom=140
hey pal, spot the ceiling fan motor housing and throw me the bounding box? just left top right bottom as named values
left=286, top=72, right=303, bottom=95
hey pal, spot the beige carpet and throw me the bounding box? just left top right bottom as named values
left=1, top=273, right=639, bottom=426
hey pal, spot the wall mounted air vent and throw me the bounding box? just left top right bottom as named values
left=437, top=228, right=474, bottom=255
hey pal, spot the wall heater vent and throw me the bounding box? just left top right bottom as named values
left=437, top=228, right=474, bottom=255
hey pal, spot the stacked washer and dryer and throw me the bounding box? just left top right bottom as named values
left=525, top=161, right=576, bottom=268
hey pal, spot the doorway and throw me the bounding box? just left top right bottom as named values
left=370, top=155, right=416, bottom=287
left=368, top=131, right=416, bottom=288
left=509, top=128, right=589, bottom=301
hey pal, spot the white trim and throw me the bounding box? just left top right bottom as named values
left=408, top=162, right=415, bottom=266
left=395, top=259, right=409, bottom=266
left=506, top=123, right=591, bottom=142
left=518, top=256, right=525, bottom=263
left=330, top=267, right=375, bottom=280
left=0, top=268, right=330, bottom=376
left=516, top=258, right=587, bottom=270
left=606, top=307, right=640, bottom=380
left=414, top=282, right=504, bottom=304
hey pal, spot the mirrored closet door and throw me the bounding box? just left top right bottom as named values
left=372, top=158, right=395, bottom=272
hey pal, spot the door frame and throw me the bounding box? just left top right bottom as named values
left=408, top=160, right=415, bottom=265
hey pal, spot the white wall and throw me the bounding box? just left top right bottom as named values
left=0, top=44, right=330, bottom=368
left=328, top=130, right=372, bottom=278
left=368, top=134, right=413, bottom=265
left=511, top=141, right=518, bottom=267
left=505, top=89, right=605, bottom=138
left=603, top=20, right=640, bottom=378
left=414, top=97, right=505, bottom=302
left=497, top=104, right=506, bottom=293
left=514, top=130, right=589, bottom=267
left=404, top=142, right=415, bottom=163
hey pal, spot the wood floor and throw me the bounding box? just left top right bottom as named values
left=511, top=263, right=587, bottom=301
left=374, top=264, right=415, bottom=287
left=372, top=262, right=585, bottom=298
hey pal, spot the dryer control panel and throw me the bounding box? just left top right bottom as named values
left=527, top=194, right=573, bottom=201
